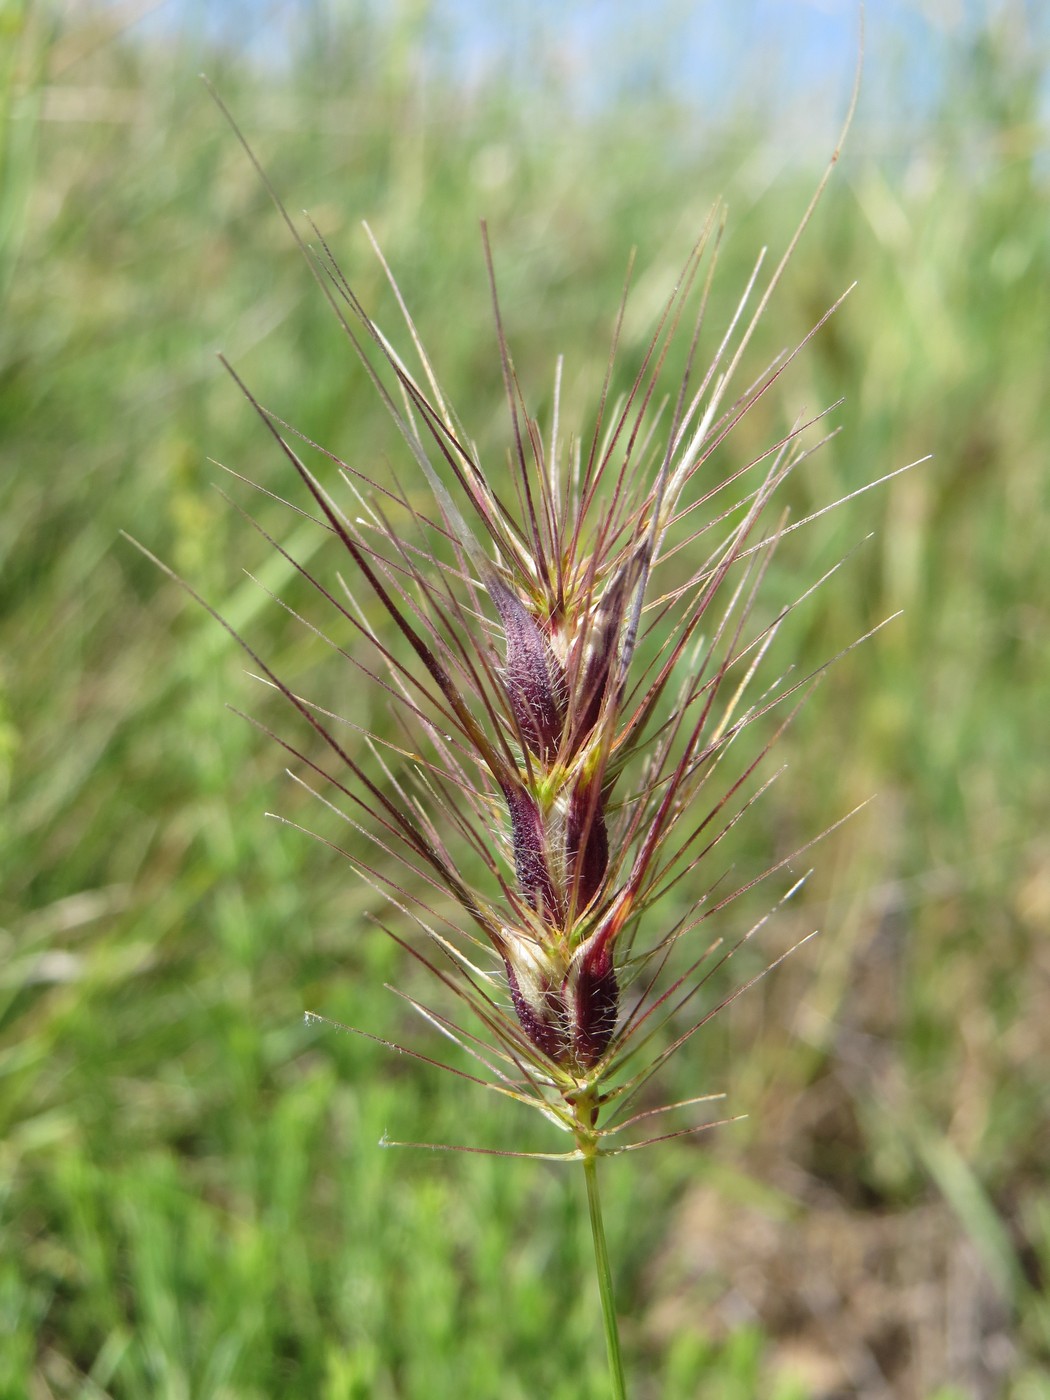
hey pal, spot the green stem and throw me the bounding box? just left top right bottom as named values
left=583, top=1149, right=628, bottom=1400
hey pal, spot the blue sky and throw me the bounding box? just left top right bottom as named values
left=134, top=0, right=1048, bottom=157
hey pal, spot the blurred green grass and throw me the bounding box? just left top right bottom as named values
left=2, top=2, right=1049, bottom=1397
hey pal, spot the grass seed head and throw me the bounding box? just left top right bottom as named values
left=204, top=74, right=880, bottom=1156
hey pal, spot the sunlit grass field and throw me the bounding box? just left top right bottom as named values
left=2, top=3, right=1049, bottom=1397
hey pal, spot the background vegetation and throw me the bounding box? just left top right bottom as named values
left=2, top=1, right=1048, bottom=1396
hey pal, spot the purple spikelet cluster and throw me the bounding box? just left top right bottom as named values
left=202, top=113, right=866, bottom=1138
left=494, top=577, right=619, bottom=1068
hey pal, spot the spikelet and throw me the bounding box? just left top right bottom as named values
left=170, top=79, right=915, bottom=1160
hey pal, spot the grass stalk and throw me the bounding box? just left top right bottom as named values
left=583, top=1148, right=627, bottom=1400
